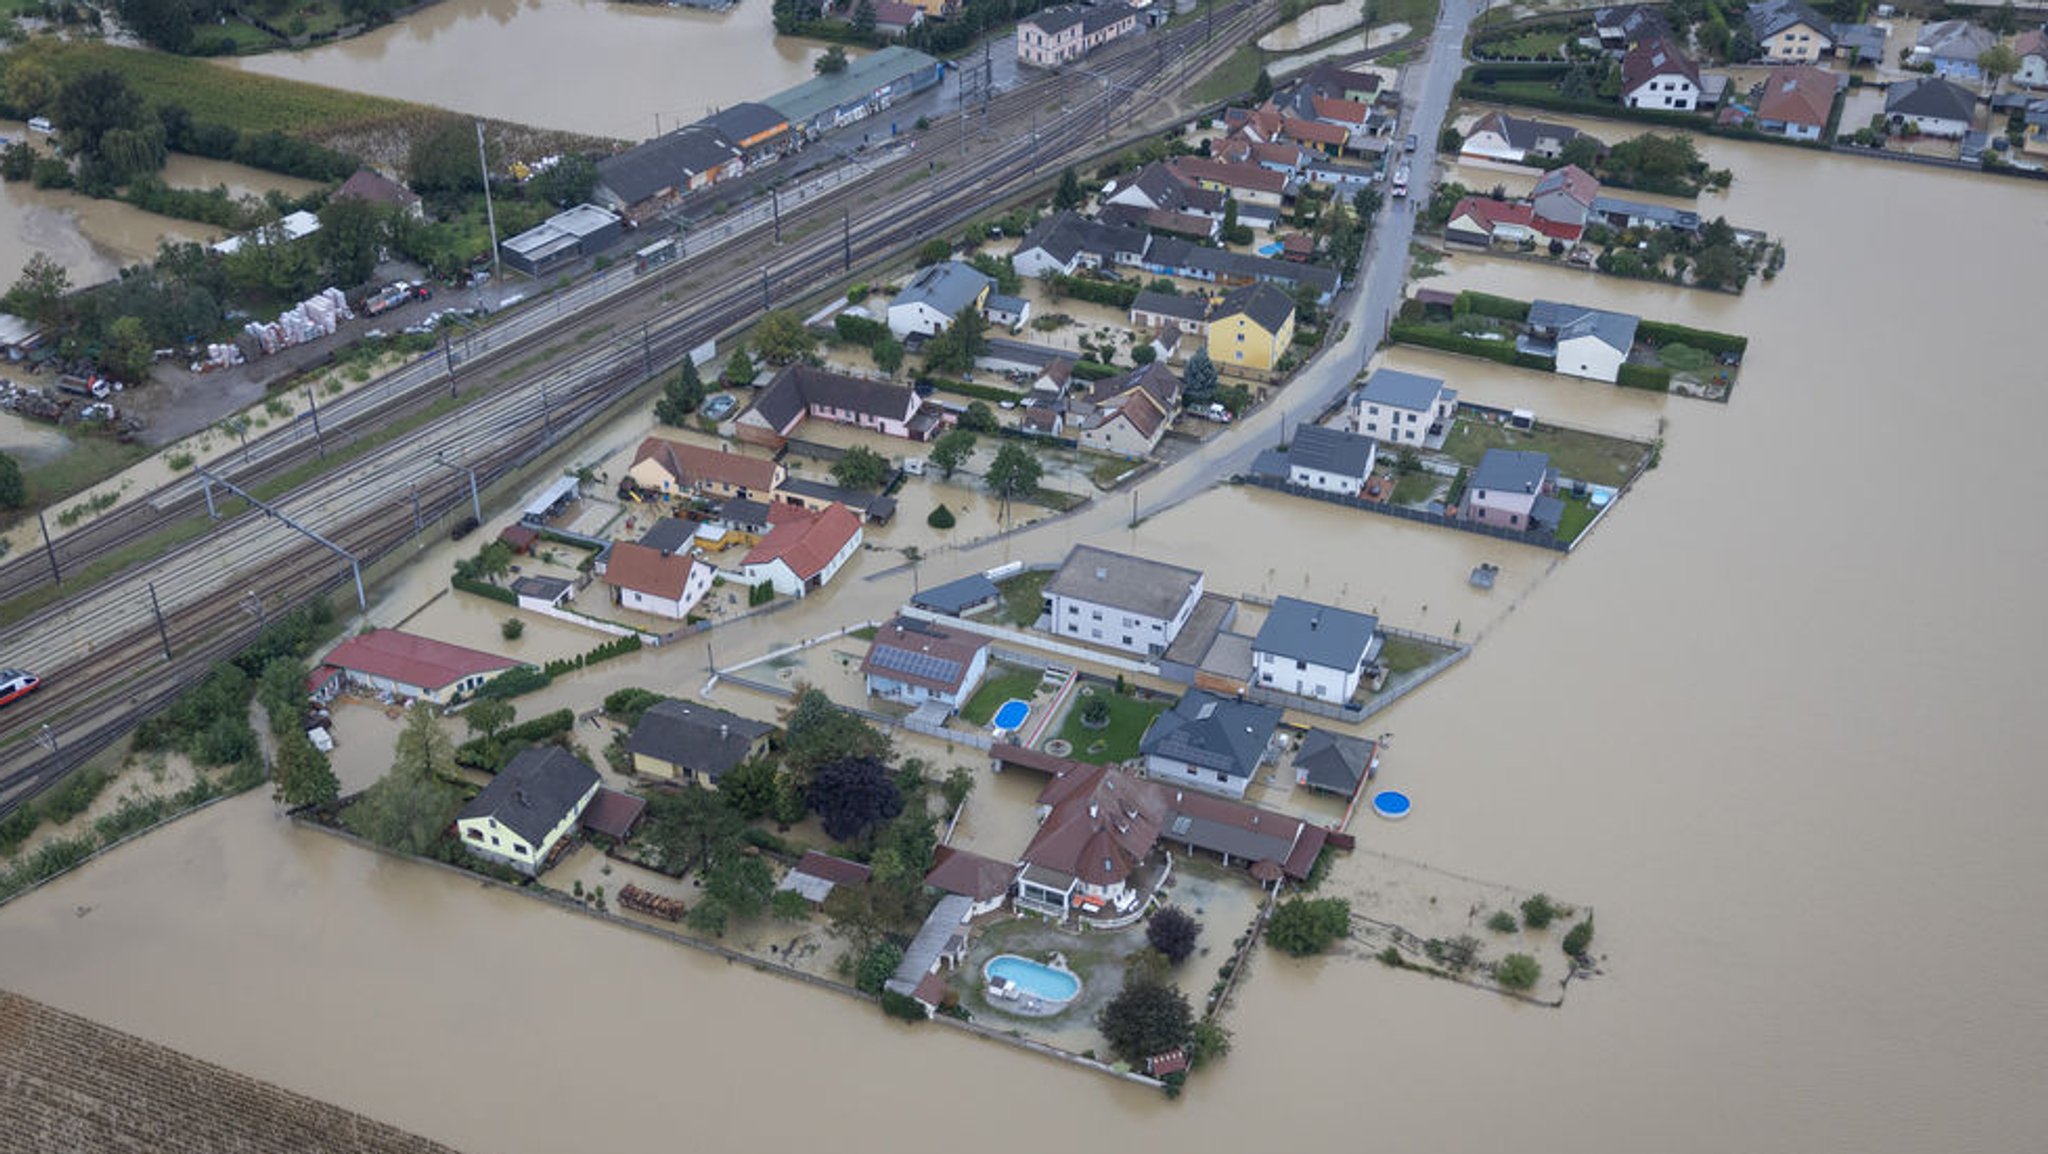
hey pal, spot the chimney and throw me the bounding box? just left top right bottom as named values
left=720, top=723, right=729, bottom=740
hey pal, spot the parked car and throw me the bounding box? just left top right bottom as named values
left=1404, top=132, right=1419, bottom=153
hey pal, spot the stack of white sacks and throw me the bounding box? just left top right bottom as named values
left=242, top=288, right=356, bottom=356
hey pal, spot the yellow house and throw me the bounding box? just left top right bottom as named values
left=624, top=698, right=775, bottom=788
left=1746, top=0, right=1834, bottom=63
left=1206, top=282, right=1297, bottom=372
left=454, top=746, right=601, bottom=877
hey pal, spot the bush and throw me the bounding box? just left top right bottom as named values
left=1617, top=362, right=1673, bottom=392
left=604, top=687, right=668, bottom=724
left=1634, top=318, right=1748, bottom=356
left=474, top=666, right=552, bottom=700
left=1147, top=907, right=1202, bottom=965
left=1562, top=917, right=1595, bottom=959
left=1520, top=893, right=1558, bottom=930
left=855, top=941, right=906, bottom=994
left=834, top=312, right=890, bottom=347
left=1486, top=910, right=1520, bottom=934
left=879, top=989, right=929, bottom=1021
left=1047, top=274, right=1138, bottom=309
left=1265, top=896, right=1351, bottom=957
left=927, top=504, right=956, bottom=529
left=748, top=582, right=775, bottom=607
left=453, top=574, right=518, bottom=604
left=501, top=617, right=524, bottom=641
left=1496, top=953, right=1542, bottom=990
left=1454, top=290, right=1531, bottom=322
left=1389, top=322, right=1554, bottom=371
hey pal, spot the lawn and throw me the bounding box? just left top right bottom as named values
left=12, top=41, right=432, bottom=138
left=1050, top=690, right=1166, bottom=764
left=1479, top=29, right=1571, bottom=57
left=961, top=665, right=1044, bottom=726
left=1440, top=417, right=1648, bottom=490
left=1656, top=343, right=1713, bottom=373
left=995, top=569, right=1052, bottom=628
left=1189, top=43, right=1267, bottom=105
left=1377, top=636, right=1440, bottom=675
left=1390, top=468, right=1441, bottom=505
left=1554, top=492, right=1599, bottom=544
left=1378, top=0, right=1441, bottom=29
left=1090, top=455, right=1140, bottom=489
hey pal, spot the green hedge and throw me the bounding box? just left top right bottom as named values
left=835, top=313, right=890, bottom=348
left=1457, top=69, right=1837, bottom=152
left=1454, top=290, right=1531, bottom=322
left=921, top=376, right=1027, bottom=404
left=1617, top=362, right=1673, bottom=392
left=454, top=708, right=577, bottom=770
left=1049, top=274, right=1139, bottom=309
left=1070, top=360, right=1121, bottom=380
left=476, top=666, right=552, bottom=700
left=453, top=575, right=518, bottom=605
left=1635, top=319, right=1748, bottom=357
left=1389, top=323, right=1554, bottom=371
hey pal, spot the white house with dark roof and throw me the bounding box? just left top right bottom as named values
left=1016, top=2, right=1137, bottom=67
left=1886, top=76, right=1978, bottom=138
left=1251, top=596, right=1383, bottom=704
left=735, top=364, right=935, bottom=447
left=1042, top=544, right=1204, bottom=656
left=1130, top=290, right=1210, bottom=337
left=1353, top=367, right=1456, bottom=449
left=1520, top=300, right=1639, bottom=383
left=1459, top=110, right=1582, bottom=165
left=1009, top=211, right=1151, bottom=278
left=860, top=617, right=991, bottom=713
left=1621, top=34, right=1701, bottom=111
left=1283, top=425, right=1378, bottom=496
left=1461, top=448, right=1557, bottom=533
left=887, top=261, right=995, bottom=337
left=1138, top=690, right=1283, bottom=800
left=455, top=746, right=602, bottom=876
left=2017, top=29, right=2048, bottom=88
left=1911, top=20, right=1996, bottom=81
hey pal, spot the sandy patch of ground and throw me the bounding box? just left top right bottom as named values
left=4, top=745, right=205, bottom=865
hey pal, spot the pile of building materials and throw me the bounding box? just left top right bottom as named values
left=193, top=343, right=246, bottom=372
left=242, top=288, right=353, bottom=356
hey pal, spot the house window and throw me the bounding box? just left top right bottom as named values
left=467, top=828, right=482, bottom=841
left=1216, top=771, right=1229, bottom=782
left=1123, top=636, right=1134, bottom=647
left=1296, top=659, right=1307, bottom=671
left=1091, top=628, right=1102, bottom=639
left=490, top=836, right=500, bottom=847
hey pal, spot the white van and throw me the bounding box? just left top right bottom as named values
left=902, top=457, right=927, bottom=476
left=27, top=117, right=53, bottom=135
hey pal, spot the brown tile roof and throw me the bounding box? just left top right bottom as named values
left=1310, top=94, right=1372, bottom=126
left=742, top=502, right=862, bottom=580
left=794, top=850, right=873, bottom=886
left=335, top=168, right=421, bottom=209
left=1281, top=115, right=1350, bottom=148
left=632, top=436, right=781, bottom=493
left=1021, top=763, right=1169, bottom=888
left=324, top=629, right=519, bottom=693
left=604, top=540, right=705, bottom=599
left=926, top=845, right=1018, bottom=900
left=1250, top=140, right=1306, bottom=168
left=1168, top=156, right=1287, bottom=196
left=581, top=787, right=647, bottom=839
left=859, top=617, right=990, bottom=694
left=1621, top=33, right=1700, bottom=93
left=992, top=742, right=1090, bottom=775
left=1757, top=64, right=1836, bottom=128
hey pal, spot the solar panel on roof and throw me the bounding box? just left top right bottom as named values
left=872, top=645, right=964, bottom=685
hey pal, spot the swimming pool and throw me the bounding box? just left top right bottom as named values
left=1257, top=242, right=1284, bottom=256
left=991, top=698, right=1030, bottom=731
left=1372, top=789, right=1412, bottom=820
left=984, top=954, right=1081, bottom=1004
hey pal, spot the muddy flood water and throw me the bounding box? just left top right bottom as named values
left=230, top=0, right=846, bottom=141
left=4, top=132, right=2048, bottom=1151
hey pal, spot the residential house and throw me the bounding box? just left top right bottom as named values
left=1166, top=157, right=1288, bottom=211
left=318, top=629, right=520, bottom=706
left=1443, top=196, right=1581, bottom=247
left=1458, top=110, right=1582, bottom=164
left=1293, top=728, right=1379, bottom=798
left=1072, top=384, right=1171, bottom=458
left=511, top=575, right=574, bottom=613
left=1587, top=195, right=1701, bottom=232
left=1102, top=162, right=1227, bottom=220
left=1014, top=761, right=1169, bottom=918
left=604, top=541, right=715, bottom=619
left=1042, top=544, right=1204, bottom=655
left=869, top=0, right=924, bottom=38
left=887, top=261, right=996, bottom=337
left=1147, top=323, right=1185, bottom=364
left=860, top=617, right=992, bottom=713
left=882, top=893, right=975, bottom=1014
left=1885, top=76, right=1977, bottom=138
left=1140, top=236, right=1341, bottom=305
left=1460, top=448, right=1558, bottom=533
left=1130, top=290, right=1210, bottom=337
left=1097, top=201, right=1222, bottom=241
left=1298, top=153, right=1382, bottom=191
left=1291, top=60, right=1382, bottom=104
left=626, top=699, right=775, bottom=786
left=1831, top=21, right=1889, bottom=65
left=1353, top=366, right=1456, bottom=449
left=1309, top=94, right=1374, bottom=134
left=985, top=293, right=1030, bottom=329
left=738, top=502, right=863, bottom=597
left=735, top=364, right=938, bottom=447
left=333, top=168, right=424, bottom=219
left=1031, top=357, right=1075, bottom=396
left=1593, top=4, right=1670, bottom=49
left=777, top=476, right=896, bottom=524
left=455, top=747, right=601, bottom=877
left=1016, top=3, right=1138, bottom=67
left=1279, top=114, right=1349, bottom=157
left=1245, top=139, right=1309, bottom=177
left=1206, top=281, right=1297, bottom=372
left=1529, top=163, right=1599, bottom=231
left=594, top=126, right=745, bottom=219
left=2018, top=29, right=2048, bottom=88
left=2023, top=100, right=2048, bottom=157
left=1009, top=210, right=1153, bottom=277
left=1912, top=20, right=1997, bottom=81
left=900, top=0, right=956, bottom=17
left=1521, top=299, right=1639, bottom=382
left=925, top=846, right=1018, bottom=918
left=627, top=436, right=784, bottom=500
left=1621, top=34, right=1701, bottom=111
left=1138, top=689, right=1283, bottom=801
left=1756, top=65, right=1839, bottom=140
left=1252, top=596, right=1384, bottom=704
left=1281, top=424, right=1378, bottom=497
left=1745, top=0, right=1834, bottom=62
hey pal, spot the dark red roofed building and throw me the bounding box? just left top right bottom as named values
left=320, top=628, right=522, bottom=706
left=925, top=845, right=1019, bottom=916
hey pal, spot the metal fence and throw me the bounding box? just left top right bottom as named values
left=1240, top=475, right=1570, bottom=553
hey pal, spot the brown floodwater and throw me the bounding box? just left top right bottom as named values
left=228, top=0, right=848, bottom=141
left=3, top=134, right=2048, bottom=1151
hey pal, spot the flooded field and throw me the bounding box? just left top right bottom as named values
left=4, top=125, right=2048, bottom=1153
left=229, top=0, right=845, bottom=141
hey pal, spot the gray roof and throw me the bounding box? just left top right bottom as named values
left=1886, top=76, right=1977, bottom=123
left=1527, top=299, right=1639, bottom=354
left=884, top=893, right=975, bottom=996
left=1024, top=2, right=1134, bottom=37
left=1286, top=425, right=1377, bottom=481
left=894, top=261, right=995, bottom=319
left=457, top=746, right=600, bottom=849
left=911, top=572, right=1002, bottom=615
left=1831, top=22, right=1887, bottom=61
left=1471, top=111, right=1580, bottom=152
left=1131, top=290, right=1209, bottom=323
left=511, top=574, right=573, bottom=603
left=1253, top=595, right=1380, bottom=672
left=596, top=126, right=740, bottom=206
left=746, top=364, right=918, bottom=432
left=1744, top=0, right=1830, bottom=40
left=1471, top=448, right=1552, bottom=496
left=1358, top=367, right=1446, bottom=412
left=637, top=517, right=699, bottom=554
left=1294, top=728, right=1374, bottom=795
left=1046, top=544, right=1202, bottom=623
left=1591, top=196, right=1700, bottom=231
left=701, top=102, right=787, bottom=145
left=1164, top=807, right=1300, bottom=867
left=1144, top=236, right=1340, bottom=300
left=1016, top=211, right=1150, bottom=266
left=1215, top=281, right=1296, bottom=333
left=766, top=45, right=940, bottom=127
left=1248, top=447, right=1290, bottom=481
left=717, top=497, right=773, bottom=527
left=778, top=476, right=897, bottom=522
left=1531, top=494, right=1566, bottom=532
left=1140, top=690, right=1283, bottom=780
left=1914, top=19, right=1994, bottom=61
left=986, top=292, right=1028, bottom=316
left=625, top=699, right=775, bottom=782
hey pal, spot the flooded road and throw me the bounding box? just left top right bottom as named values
left=4, top=132, right=2048, bottom=1150
left=230, top=0, right=846, bottom=141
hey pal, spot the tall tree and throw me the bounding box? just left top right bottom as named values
left=1979, top=44, right=2020, bottom=95
left=5, top=253, right=71, bottom=325
left=984, top=442, right=1043, bottom=503
left=717, top=757, right=781, bottom=821
left=1054, top=165, right=1085, bottom=211
left=815, top=45, right=850, bottom=74
left=781, top=686, right=892, bottom=775
left=4, top=59, right=58, bottom=119
left=345, top=704, right=462, bottom=856
left=830, top=444, right=890, bottom=490
left=1181, top=347, right=1219, bottom=407
left=273, top=729, right=340, bottom=809
left=317, top=194, right=387, bottom=288
left=752, top=308, right=816, bottom=365
left=807, top=755, right=904, bottom=841
left=655, top=357, right=707, bottom=425
left=530, top=155, right=598, bottom=207
left=641, top=785, right=746, bottom=873
left=408, top=119, right=492, bottom=197
left=100, top=316, right=154, bottom=382
left=927, top=428, right=977, bottom=478
left=722, top=349, right=758, bottom=387
left=0, top=451, right=25, bottom=510
left=1251, top=68, right=1274, bottom=104
left=54, top=69, right=147, bottom=163
left=1097, top=980, right=1194, bottom=1063
left=1146, top=907, right=1202, bottom=965
left=851, top=0, right=877, bottom=36
left=463, top=698, right=516, bottom=740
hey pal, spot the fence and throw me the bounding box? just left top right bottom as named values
left=1239, top=475, right=1570, bottom=553
left=896, top=604, right=1162, bottom=674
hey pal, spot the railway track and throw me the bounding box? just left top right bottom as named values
left=0, top=2, right=1274, bottom=812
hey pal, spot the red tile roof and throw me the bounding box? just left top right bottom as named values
left=498, top=525, right=538, bottom=553
left=605, top=541, right=706, bottom=600
left=911, top=969, right=950, bottom=1009
left=1448, top=196, right=1583, bottom=243
left=742, top=502, right=862, bottom=580
left=633, top=436, right=781, bottom=494
left=323, top=629, right=519, bottom=693
left=1310, top=95, right=1372, bottom=126
left=1757, top=64, right=1836, bottom=128
left=1281, top=115, right=1350, bottom=148
left=794, top=851, right=873, bottom=886
left=1021, top=764, right=1168, bottom=888
left=581, top=788, right=647, bottom=839
left=1146, top=1048, right=1191, bottom=1077
left=926, top=845, right=1018, bottom=900
left=1168, top=157, right=1287, bottom=196
left=992, top=742, right=1091, bottom=776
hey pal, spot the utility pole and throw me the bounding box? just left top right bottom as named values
left=475, top=120, right=502, bottom=293
left=37, top=510, right=59, bottom=586
left=771, top=186, right=782, bottom=243
left=305, top=388, right=325, bottom=457
left=196, top=468, right=368, bottom=610
left=760, top=267, right=770, bottom=311
left=443, top=331, right=459, bottom=397
left=408, top=483, right=422, bottom=533
left=842, top=210, right=853, bottom=271
left=642, top=322, right=654, bottom=380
